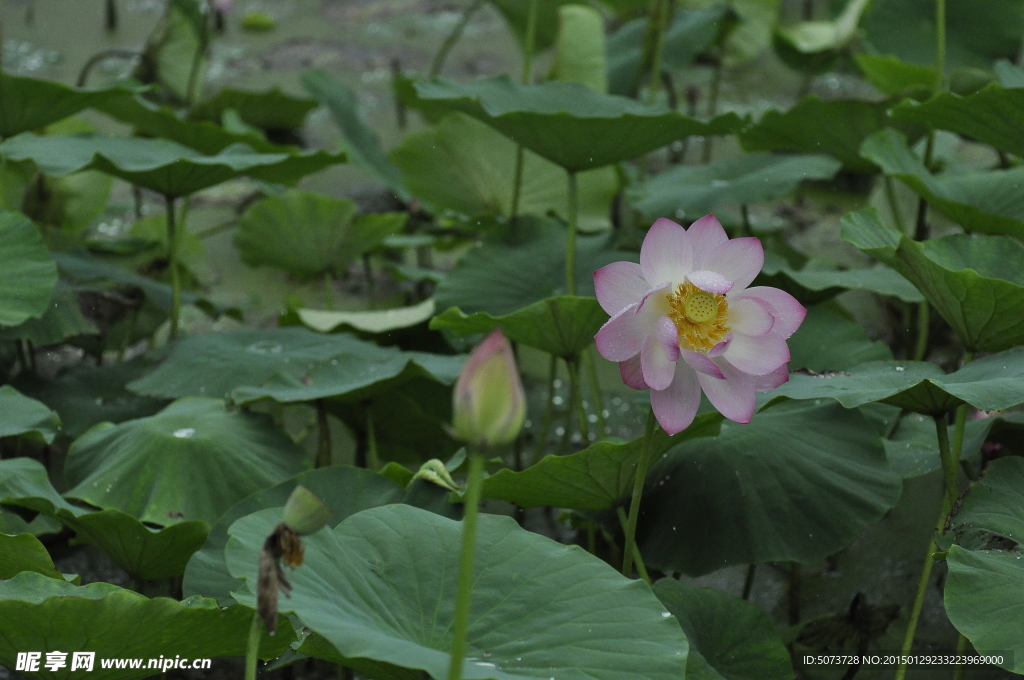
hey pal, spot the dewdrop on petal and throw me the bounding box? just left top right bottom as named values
left=452, top=328, right=526, bottom=447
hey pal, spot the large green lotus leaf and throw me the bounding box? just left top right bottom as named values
left=0, top=532, right=62, bottom=580
left=295, top=631, right=418, bottom=680
left=302, top=70, right=409, bottom=199
left=607, top=6, right=729, bottom=96
left=0, top=73, right=136, bottom=139
left=64, top=397, right=307, bottom=526
left=769, top=348, right=1024, bottom=413
left=0, top=209, right=58, bottom=326
left=53, top=251, right=226, bottom=318
left=328, top=378, right=461, bottom=465
left=0, top=572, right=294, bottom=680
left=739, top=97, right=890, bottom=173
left=841, top=207, right=1024, bottom=351
left=192, top=87, right=317, bottom=131
left=950, top=456, right=1024, bottom=548
left=628, top=152, right=841, bottom=222
left=861, top=0, right=1024, bottom=72
left=786, top=306, right=894, bottom=372
left=235, top=192, right=405, bottom=277
left=92, top=92, right=288, bottom=156
left=32, top=358, right=169, bottom=439
left=860, top=128, right=1024, bottom=238
left=183, top=465, right=406, bottom=605
left=760, top=254, right=924, bottom=304
left=883, top=412, right=994, bottom=478
left=0, top=133, right=343, bottom=198
left=0, top=457, right=209, bottom=579
left=890, top=84, right=1024, bottom=159
left=127, top=327, right=463, bottom=405
left=855, top=54, right=936, bottom=99
left=391, top=112, right=618, bottom=232
left=652, top=579, right=792, bottom=680
left=637, top=400, right=902, bottom=576
left=297, top=298, right=436, bottom=334
left=225, top=504, right=689, bottom=680
left=408, top=75, right=744, bottom=171
left=435, top=216, right=631, bottom=316
left=944, top=457, right=1024, bottom=673
left=481, top=413, right=722, bottom=510
left=944, top=548, right=1024, bottom=673
left=0, top=284, right=98, bottom=346
left=0, top=385, right=60, bottom=444
left=430, top=296, right=606, bottom=358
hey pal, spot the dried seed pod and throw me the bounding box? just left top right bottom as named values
left=256, top=523, right=303, bottom=634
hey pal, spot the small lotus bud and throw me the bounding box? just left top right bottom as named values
left=452, top=328, right=526, bottom=447
left=282, top=485, right=331, bottom=536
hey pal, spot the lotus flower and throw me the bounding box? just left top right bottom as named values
left=452, top=328, right=526, bottom=447
left=594, top=215, right=806, bottom=434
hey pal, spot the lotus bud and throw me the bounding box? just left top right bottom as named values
left=452, top=328, right=526, bottom=448
left=282, top=485, right=331, bottom=536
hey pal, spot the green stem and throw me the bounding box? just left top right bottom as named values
left=244, top=610, right=261, bottom=680
left=429, top=0, right=486, bottom=78
left=584, top=348, right=607, bottom=437
left=316, top=399, right=332, bottom=468
left=739, top=203, right=752, bottom=237
left=896, top=413, right=959, bottom=680
left=569, top=359, right=589, bottom=443
left=741, top=563, right=756, bottom=601
left=952, top=633, right=968, bottom=680
left=363, top=253, right=375, bottom=309
left=617, top=507, right=651, bottom=584
left=622, top=410, right=658, bottom=578
left=702, top=56, right=724, bottom=163
left=934, top=0, right=946, bottom=92
left=884, top=175, right=907, bottom=234
left=645, top=0, right=668, bottom=104
left=367, top=411, right=379, bottom=472
left=447, top=451, right=485, bottom=680
left=560, top=359, right=581, bottom=453
left=165, top=196, right=181, bottom=339
left=913, top=302, right=930, bottom=361
left=565, top=170, right=578, bottom=296
left=533, top=355, right=558, bottom=464
left=508, top=0, right=537, bottom=221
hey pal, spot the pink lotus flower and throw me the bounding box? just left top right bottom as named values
left=594, top=215, right=806, bottom=434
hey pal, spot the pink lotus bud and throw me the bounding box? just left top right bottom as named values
left=452, top=328, right=526, bottom=447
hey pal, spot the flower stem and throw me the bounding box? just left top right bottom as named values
left=913, top=302, right=930, bottom=361
left=565, top=170, right=578, bottom=296
left=508, top=0, right=537, bottom=221
left=645, top=0, right=669, bottom=104
left=622, top=410, right=658, bottom=578
left=934, top=0, right=946, bottom=92
left=617, top=506, right=651, bottom=584
left=429, top=0, right=485, bottom=78
left=896, top=413, right=959, bottom=680
left=447, top=451, right=485, bottom=680
left=367, top=410, right=379, bottom=472
left=533, top=355, right=558, bottom=464
left=316, top=399, right=332, bottom=468
left=741, top=563, right=757, bottom=601
left=165, top=195, right=181, bottom=339
left=244, top=610, right=261, bottom=680
left=569, top=358, right=589, bottom=443
left=584, top=348, right=607, bottom=436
